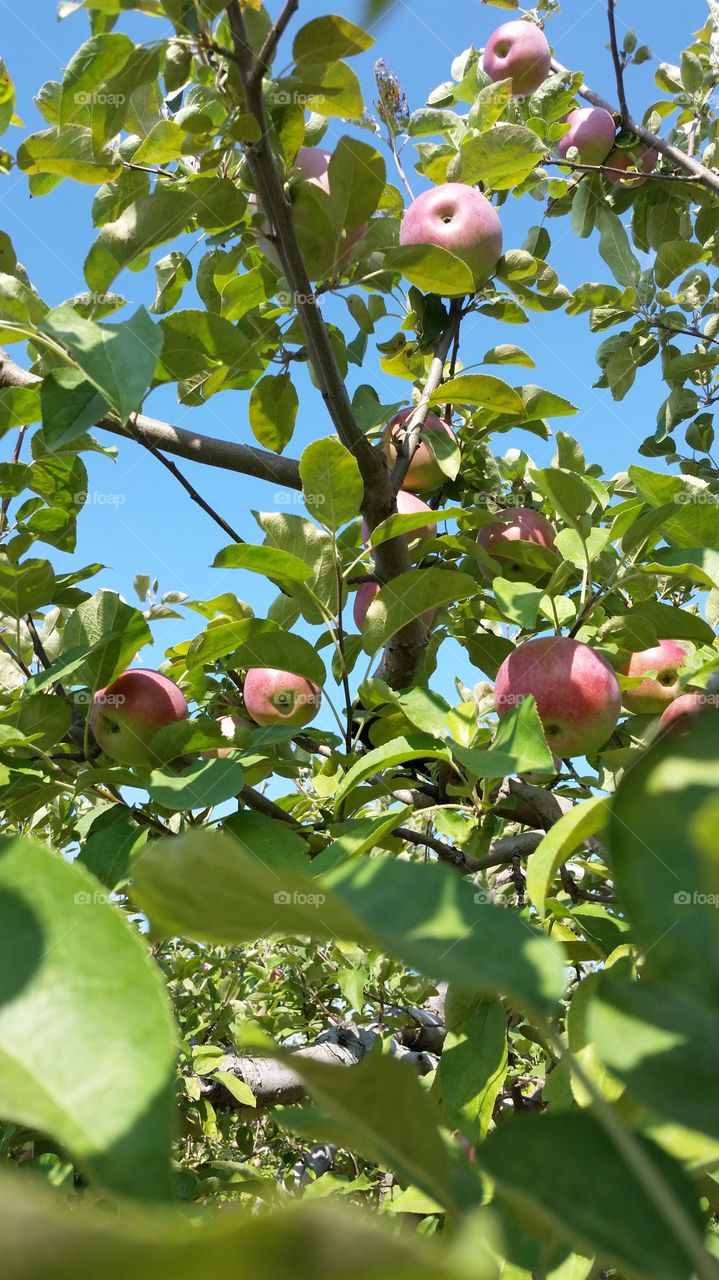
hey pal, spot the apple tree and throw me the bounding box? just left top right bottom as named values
left=1, top=1, right=719, bottom=1277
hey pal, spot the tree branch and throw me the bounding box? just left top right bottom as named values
left=607, top=0, right=628, bottom=122
left=389, top=300, right=463, bottom=492
left=251, top=0, right=300, bottom=89
left=225, top=1, right=427, bottom=691
left=551, top=57, right=719, bottom=198
left=0, top=346, right=302, bottom=490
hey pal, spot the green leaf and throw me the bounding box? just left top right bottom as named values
left=439, top=992, right=507, bottom=1143
left=526, top=797, right=609, bottom=916
left=333, top=735, right=452, bottom=810
left=292, top=15, right=374, bottom=63
left=596, top=207, right=641, bottom=287
left=459, top=123, right=546, bottom=189
left=450, top=697, right=555, bottom=781
left=77, top=806, right=147, bottom=890
left=59, top=34, right=134, bottom=123
left=17, top=126, right=120, bottom=184
left=328, top=136, right=386, bottom=227
left=0, top=558, right=55, bottom=617
left=655, top=241, right=708, bottom=288
left=299, top=437, right=363, bottom=531
left=249, top=374, right=299, bottom=453
left=60, top=588, right=152, bottom=690
left=384, top=245, right=477, bottom=296
left=482, top=343, right=535, bottom=368
left=229, top=630, right=326, bottom=687
left=529, top=467, right=595, bottom=530
left=40, top=368, right=109, bottom=449
left=481, top=1111, right=704, bottom=1280
left=286, top=62, right=364, bottom=121
left=643, top=548, right=719, bottom=590
left=131, top=120, right=185, bottom=165
left=0, top=836, right=175, bottom=1197
left=0, top=386, right=41, bottom=430
left=212, top=543, right=314, bottom=585
left=147, top=758, right=244, bottom=810
left=492, top=578, right=544, bottom=629
left=149, top=251, right=192, bottom=315
left=361, top=568, right=478, bottom=654
left=40, top=306, right=162, bottom=420
left=428, top=374, right=524, bottom=415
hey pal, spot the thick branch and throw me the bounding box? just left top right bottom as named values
left=551, top=57, right=719, bottom=198
left=225, top=2, right=427, bottom=690
left=0, top=346, right=302, bottom=490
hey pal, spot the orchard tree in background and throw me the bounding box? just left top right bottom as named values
left=2, top=1, right=719, bottom=1277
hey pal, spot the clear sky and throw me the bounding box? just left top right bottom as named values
left=0, top=0, right=709, bottom=718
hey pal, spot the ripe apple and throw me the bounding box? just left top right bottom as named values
left=494, top=635, right=622, bottom=758
left=399, top=183, right=503, bottom=286
left=605, top=142, right=659, bottom=184
left=251, top=146, right=367, bottom=277
left=383, top=408, right=457, bottom=492
left=558, top=107, right=616, bottom=166
left=659, top=692, right=715, bottom=737
left=476, top=506, right=556, bottom=578
left=90, top=668, right=189, bottom=766
left=621, top=640, right=688, bottom=715
left=243, top=668, right=321, bottom=729
left=482, top=20, right=551, bottom=96
left=201, top=714, right=253, bottom=758
left=361, top=489, right=438, bottom=545
left=353, top=580, right=435, bottom=631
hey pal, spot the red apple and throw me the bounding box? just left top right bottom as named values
left=243, top=668, right=321, bottom=728
left=482, top=20, right=551, bottom=96
left=621, top=640, right=688, bottom=715
left=476, top=506, right=556, bottom=578
left=251, top=146, right=366, bottom=278
left=605, top=142, right=659, bottom=184
left=353, top=580, right=435, bottom=631
left=659, top=692, right=716, bottom=737
left=361, top=489, right=438, bottom=545
left=400, top=183, right=503, bottom=287
left=558, top=107, right=616, bottom=166
left=383, top=408, right=457, bottom=492
left=90, top=668, right=189, bottom=766
left=494, top=636, right=622, bottom=758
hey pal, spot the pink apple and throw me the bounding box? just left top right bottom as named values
left=476, top=507, right=556, bottom=578
left=622, top=640, right=689, bottom=715
left=494, top=636, right=622, bottom=758
left=400, top=183, right=503, bottom=287
left=201, top=714, right=253, bottom=758
left=605, top=142, right=659, bottom=184
left=251, top=146, right=367, bottom=277
left=90, top=668, right=189, bottom=766
left=483, top=20, right=551, bottom=96
left=353, top=580, right=435, bottom=631
left=383, top=409, right=457, bottom=492
left=361, top=489, right=438, bottom=545
left=659, top=692, right=716, bottom=737
left=243, top=668, right=321, bottom=729
left=558, top=107, right=616, bottom=166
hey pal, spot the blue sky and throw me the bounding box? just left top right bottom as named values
left=0, top=0, right=708, bottom=720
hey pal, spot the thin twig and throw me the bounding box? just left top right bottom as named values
left=128, top=415, right=244, bottom=544
left=0, top=423, right=28, bottom=537
left=252, top=0, right=300, bottom=88
left=0, top=634, right=31, bottom=679
left=607, top=0, right=628, bottom=122
left=390, top=299, right=463, bottom=492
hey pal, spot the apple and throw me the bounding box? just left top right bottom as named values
left=243, top=668, right=321, bottom=728
left=383, top=408, right=457, bottom=492
left=476, top=506, right=556, bottom=578
left=201, top=713, right=253, bottom=758
left=482, top=20, right=551, bottom=96
left=361, top=489, right=438, bottom=545
left=399, top=183, right=503, bottom=286
left=558, top=107, right=616, bottom=166
left=621, top=640, right=689, bottom=715
left=659, top=692, right=715, bottom=737
left=90, top=668, right=189, bottom=766
left=353, top=580, right=435, bottom=631
left=494, top=635, right=622, bottom=758
left=251, top=146, right=366, bottom=277
left=605, top=142, right=659, bottom=184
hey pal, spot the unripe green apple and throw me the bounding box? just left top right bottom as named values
left=243, top=668, right=321, bottom=728
left=383, top=409, right=457, bottom=493
left=558, top=107, right=616, bottom=165
left=476, top=506, right=556, bottom=578
left=90, top=668, right=189, bottom=766
left=622, top=639, right=688, bottom=715
left=399, top=183, right=503, bottom=288
left=494, top=635, right=622, bottom=758
left=482, top=20, right=551, bottom=96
